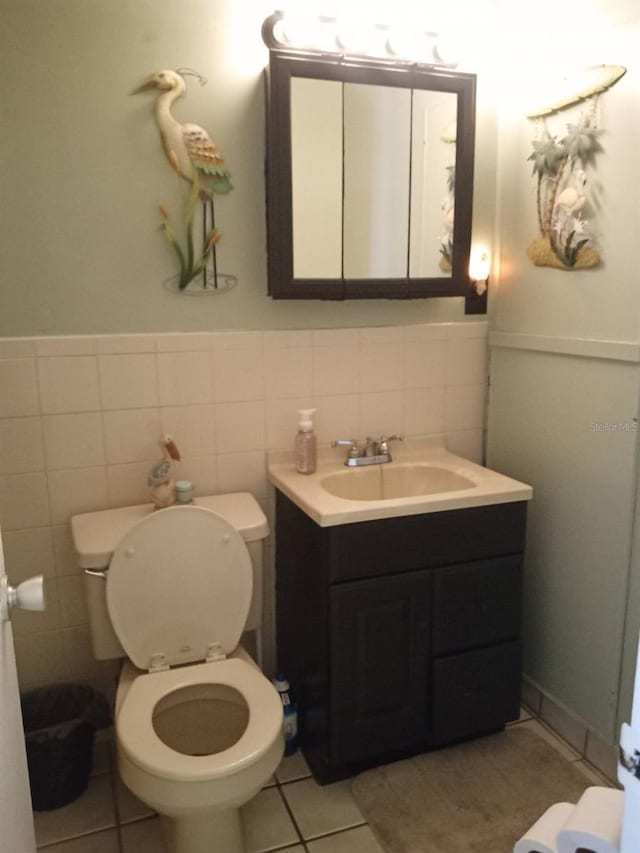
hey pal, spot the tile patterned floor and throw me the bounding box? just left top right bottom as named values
left=34, top=708, right=612, bottom=852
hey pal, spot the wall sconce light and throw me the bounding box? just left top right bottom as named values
left=469, top=249, right=490, bottom=295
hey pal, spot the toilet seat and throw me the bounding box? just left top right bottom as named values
left=106, top=506, right=253, bottom=670
left=117, top=657, right=283, bottom=783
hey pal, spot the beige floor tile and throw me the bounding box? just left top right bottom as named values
left=242, top=786, right=300, bottom=853
left=275, top=751, right=312, bottom=784
left=40, top=827, right=120, bottom=853
left=34, top=774, right=116, bottom=847
left=307, top=824, right=385, bottom=852
left=114, top=777, right=155, bottom=823
left=90, top=741, right=112, bottom=776
left=281, top=778, right=365, bottom=841
left=121, top=817, right=168, bottom=852
left=520, top=719, right=581, bottom=761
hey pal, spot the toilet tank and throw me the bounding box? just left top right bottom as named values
left=71, top=493, right=269, bottom=661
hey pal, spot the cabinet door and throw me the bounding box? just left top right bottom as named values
left=330, top=571, right=431, bottom=765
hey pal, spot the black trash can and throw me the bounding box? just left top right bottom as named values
left=21, top=683, right=111, bottom=811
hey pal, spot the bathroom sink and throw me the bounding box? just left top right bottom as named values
left=267, top=435, right=533, bottom=527
left=321, top=464, right=475, bottom=501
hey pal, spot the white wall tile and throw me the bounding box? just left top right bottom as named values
left=445, top=383, right=486, bottom=431
left=38, top=356, right=101, bottom=414
left=313, top=346, right=359, bottom=396
left=215, top=401, right=266, bottom=453
left=61, top=624, right=102, bottom=677
left=155, top=333, right=212, bottom=352
left=47, top=467, right=109, bottom=524
left=3, top=526, right=55, bottom=582
left=445, top=337, right=488, bottom=386
left=103, top=409, right=162, bottom=464
left=160, top=404, right=215, bottom=456
left=314, top=395, right=359, bottom=444
left=52, top=524, right=81, bottom=576
left=99, top=354, right=158, bottom=409
left=0, top=339, right=36, bottom=358
left=266, top=398, right=312, bottom=451
left=312, top=329, right=358, bottom=347
left=446, top=321, right=488, bottom=339
left=0, top=472, right=50, bottom=529
left=0, top=359, right=39, bottom=417
left=358, top=326, right=403, bottom=344
left=175, top=455, right=218, bottom=496
left=0, top=417, right=44, bottom=474
left=97, top=335, right=156, bottom=354
left=14, top=629, right=66, bottom=685
left=358, top=344, right=403, bottom=393
left=212, top=348, right=265, bottom=402
left=35, top=337, right=97, bottom=356
left=404, top=340, right=446, bottom=389
left=212, top=331, right=264, bottom=350
left=263, top=330, right=312, bottom=348
left=43, top=412, right=105, bottom=470
left=157, top=351, right=212, bottom=405
left=359, top=391, right=404, bottom=437
left=446, top=429, right=484, bottom=463
left=217, top=451, right=268, bottom=498
left=265, top=348, right=313, bottom=399
left=403, top=387, right=445, bottom=436
left=107, top=462, right=153, bottom=509
left=404, top=324, right=447, bottom=342
left=58, top=575, right=89, bottom=627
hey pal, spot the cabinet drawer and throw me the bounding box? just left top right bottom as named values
left=328, top=502, right=527, bottom=582
left=431, top=641, right=521, bottom=746
left=432, top=556, right=523, bottom=655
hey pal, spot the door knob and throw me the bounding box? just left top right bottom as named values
left=1, top=575, right=46, bottom=622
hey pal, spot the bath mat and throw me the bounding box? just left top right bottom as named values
left=351, top=725, right=594, bottom=853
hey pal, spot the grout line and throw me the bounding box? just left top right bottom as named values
left=275, top=784, right=306, bottom=846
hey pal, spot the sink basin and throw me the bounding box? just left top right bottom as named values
left=321, top=464, right=475, bottom=501
left=267, top=435, right=533, bottom=527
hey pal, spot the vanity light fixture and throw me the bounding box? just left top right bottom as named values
left=262, top=10, right=455, bottom=67
left=469, top=249, right=490, bottom=296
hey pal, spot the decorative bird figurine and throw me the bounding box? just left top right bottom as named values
left=148, top=435, right=181, bottom=509
left=132, top=69, right=232, bottom=199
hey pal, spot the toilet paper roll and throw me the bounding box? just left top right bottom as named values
left=513, top=802, right=576, bottom=853
left=556, top=786, right=624, bottom=853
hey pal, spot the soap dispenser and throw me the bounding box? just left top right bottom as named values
left=295, top=408, right=317, bottom=474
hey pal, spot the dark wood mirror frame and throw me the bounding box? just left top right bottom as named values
left=265, top=50, right=483, bottom=312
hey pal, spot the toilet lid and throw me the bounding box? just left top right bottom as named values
left=106, top=506, right=252, bottom=671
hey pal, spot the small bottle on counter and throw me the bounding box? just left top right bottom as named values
left=294, top=408, right=317, bottom=474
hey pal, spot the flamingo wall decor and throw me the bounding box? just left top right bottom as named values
left=525, top=64, right=626, bottom=271
left=132, top=68, right=234, bottom=291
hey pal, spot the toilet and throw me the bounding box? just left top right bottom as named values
left=71, top=494, right=284, bottom=853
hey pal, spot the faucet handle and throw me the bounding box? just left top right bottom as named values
left=331, top=439, right=360, bottom=458
left=377, top=434, right=403, bottom=454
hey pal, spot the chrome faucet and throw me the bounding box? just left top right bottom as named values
left=332, top=435, right=403, bottom=467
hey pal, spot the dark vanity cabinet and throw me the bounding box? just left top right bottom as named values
left=275, top=491, right=527, bottom=783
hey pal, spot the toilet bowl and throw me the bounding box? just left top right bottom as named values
left=71, top=495, right=283, bottom=853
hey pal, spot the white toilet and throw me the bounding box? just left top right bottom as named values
left=71, top=494, right=284, bottom=853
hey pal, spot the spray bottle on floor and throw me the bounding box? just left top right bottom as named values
left=273, top=672, right=298, bottom=756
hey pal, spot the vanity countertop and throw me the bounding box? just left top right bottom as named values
left=267, top=436, right=532, bottom=527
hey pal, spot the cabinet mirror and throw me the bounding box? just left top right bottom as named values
left=265, top=51, right=477, bottom=301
